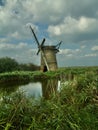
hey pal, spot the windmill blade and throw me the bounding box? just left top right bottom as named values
left=56, top=41, right=62, bottom=49
left=41, top=50, right=50, bottom=71
left=30, top=26, right=40, bottom=47
left=40, top=39, right=50, bottom=70
left=36, top=38, right=46, bottom=55
left=30, top=26, right=49, bottom=71
left=41, top=38, right=45, bottom=46
left=37, top=49, right=40, bottom=55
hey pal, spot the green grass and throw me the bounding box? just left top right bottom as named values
left=0, top=72, right=98, bottom=130
left=0, top=66, right=98, bottom=83
left=0, top=71, right=42, bottom=83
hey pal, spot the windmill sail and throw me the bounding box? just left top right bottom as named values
left=30, top=26, right=40, bottom=47
left=30, top=26, right=50, bottom=71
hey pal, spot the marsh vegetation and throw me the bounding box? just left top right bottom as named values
left=0, top=71, right=98, bottom=129
left=0, top=57, right=98, bottom=129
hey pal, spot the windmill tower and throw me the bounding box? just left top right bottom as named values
left=30, top=26, right=61, bottom=72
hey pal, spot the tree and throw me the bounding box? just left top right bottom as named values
left=18, top=63, right=40, bottom=71
left=0, top=57, right=18, bottom=73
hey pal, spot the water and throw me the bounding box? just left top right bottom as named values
left=19, top=82, right=42, bottom=98
left=0, top=79, right=61, bottom=100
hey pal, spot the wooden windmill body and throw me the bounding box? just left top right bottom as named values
left=30, top=26, right=61, bottom=72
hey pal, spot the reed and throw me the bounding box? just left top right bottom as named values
left=0, top=72, right=98, bottom=130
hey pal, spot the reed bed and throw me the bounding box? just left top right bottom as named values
left=0, top=72, right=98, bottom=130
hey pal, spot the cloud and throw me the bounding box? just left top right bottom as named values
left=59, top=48, right=80, bottom=55
left=85, top=53, right=97, bottom=57
left=91, top=46, right=98, bottom=51
left=0, top=37, right=8, bottom=43
left=1, top=0, right=98, bottom=42
left=80, top=45, right=86, bottom=49
left=47, top=16, right=98, bottom=42
left=0, top=42, right=40, bottom=64
left=0, top=42, right=28, bottom=50
left=0, top=0, right=98, bottom=66
left=0, top=0, right=37, bottom=40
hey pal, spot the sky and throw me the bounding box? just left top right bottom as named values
left=0, top=0, right=98, bottom=67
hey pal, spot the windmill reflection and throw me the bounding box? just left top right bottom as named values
left=41, top=79, right=59, bottom=99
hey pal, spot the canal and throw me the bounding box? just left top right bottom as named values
left=0, top=79, right=61, bottom=101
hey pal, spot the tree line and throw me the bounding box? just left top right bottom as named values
left=0, top=57, right=40, bottom=73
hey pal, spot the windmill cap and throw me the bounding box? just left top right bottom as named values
left=42, top=45, right=57, bottom=50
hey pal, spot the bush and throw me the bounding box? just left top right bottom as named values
left=0, top=57, right=40, bottom=73
left=0, top=57, right=18, bottom=73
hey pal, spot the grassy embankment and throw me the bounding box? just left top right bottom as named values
left=0, top=67, right=98, bottom=130
left=0, top=66, right=98, bottom=83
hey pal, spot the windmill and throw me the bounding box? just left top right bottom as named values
left=30, top=26, right=61, bottom=72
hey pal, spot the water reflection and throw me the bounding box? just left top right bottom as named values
left=0, top=82, right=29, bottom=95
left=19, top=79, right=60, bottom=99
left=41, top=79, right=59, bottom=99
left=19, top=82, right=42, bottom=98
left=0, top=79, right=60, bottom=100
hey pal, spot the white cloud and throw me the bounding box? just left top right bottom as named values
left=10, top=31, right=20, bottom=39
left=0, top=42, right=39, bottom=64
left=0, top=37, right=8, bottom=43
left=0, top=43, right=28, bottom=50
left=91, top=46, right=98, bottom=51
left=85, top=53, right=97, bottom=57
left=0, top=0, right=38, bottom=40
left=81, top=45, right=86, bottom=49
left=1, top=0, right=98, bottom=42
left=48, top=16, right=77, bottom=36
left=59, top=48, right=81, bottom=56
left=78, top=16, right=97, bottom=31
left=0, top=0, right=98, bottom=66
left=47, top=16, right=98, bottom=42
left=22, top=0, right=65, bottom=23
